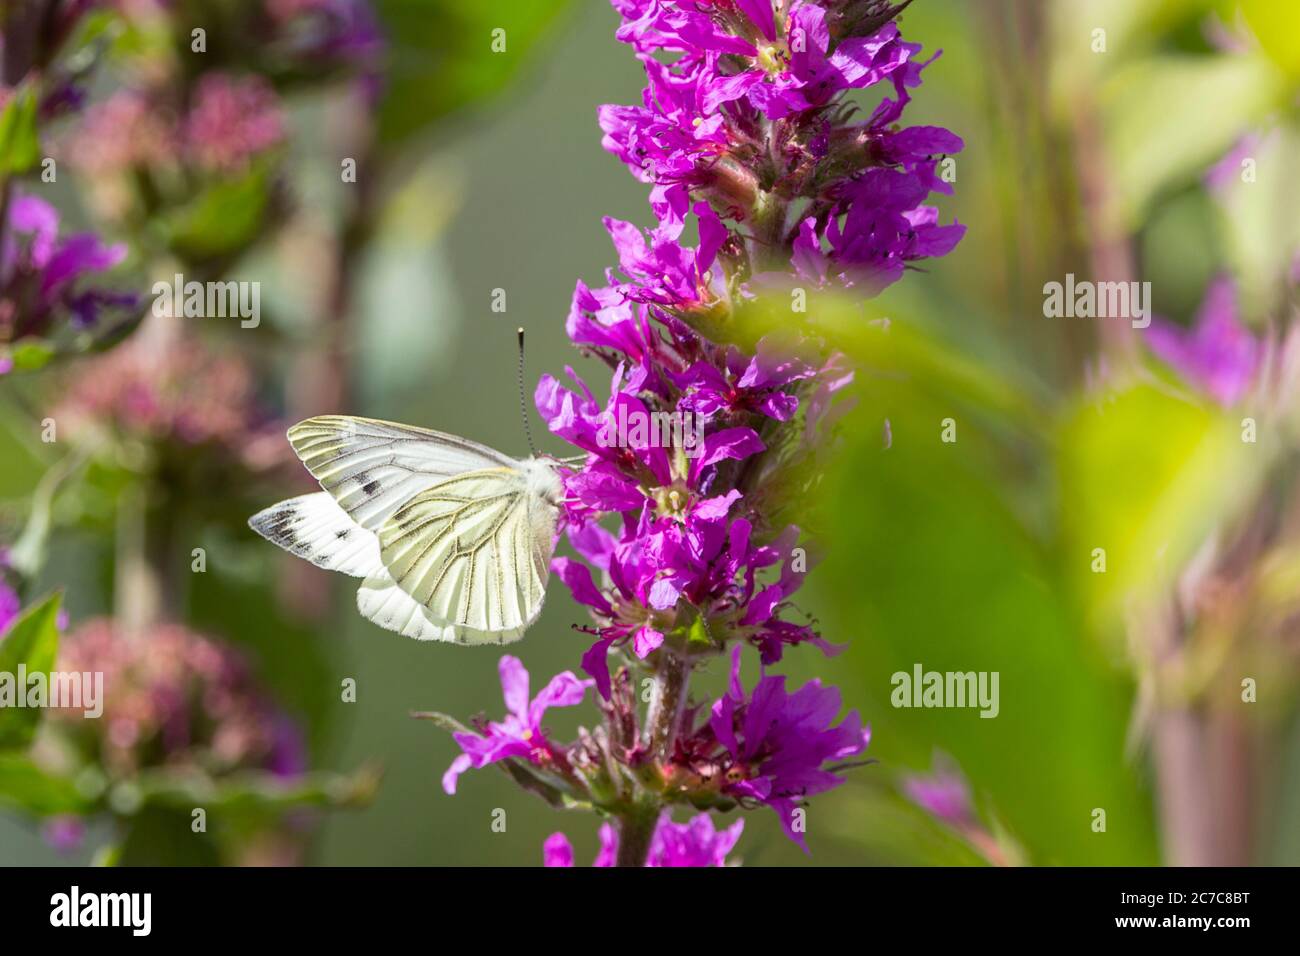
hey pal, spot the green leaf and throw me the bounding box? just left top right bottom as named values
left=0, top=87, right=40, bottom=175
left=163, top=167, right=271, bottom=261
left=129, top=764, right=382, bottom=816
left=1057, top=384, right=1256, bottom=634
left=1238, top=0, right=1300, bottom=79
left=0, top=753, right=88, bottom=815
left=1101, top=54, right=1286, bottom=224
left=374, top=0, right=574, bottom=147
left=0, top=593, right=63, bottom=750
left=115, top=807, right=223, bottom=866
left=6, top=339, right=56, bottom=373
left=808, top=380, right=1159, bottom=865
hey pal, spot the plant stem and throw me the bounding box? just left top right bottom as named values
left=615, top=800, right=659, bottom=868
left=647, top=651, right=690, bottom=759
left=616, top=653, right=693, bottom=866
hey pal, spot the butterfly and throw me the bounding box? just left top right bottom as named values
left=249, top=415, right=566, bottom=645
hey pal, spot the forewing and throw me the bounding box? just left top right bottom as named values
left=378, top=468, right=555, bottom=632
left=287, top=415, right=516, bottom=531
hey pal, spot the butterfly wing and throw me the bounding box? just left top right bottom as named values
left=249, top=493, right=383, bottom=577
left=287, top=415, right=516, bottom=531
left=355, top=574, right=528, bottom=645
left=248, top=492, right=532, bottom=644
left=377, top=466, right=557, bottom=633
left=256, top=416, right=563, bottom=643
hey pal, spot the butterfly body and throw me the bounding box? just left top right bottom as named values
left=250, top=416, right=564, bottom=645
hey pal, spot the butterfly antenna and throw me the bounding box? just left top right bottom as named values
left=517, top=327, right=540, bottom=457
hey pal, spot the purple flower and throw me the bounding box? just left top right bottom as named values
left=903, top=763, right=976, bottom=830
left=542, top=831, right=575, bottom=867
left=1, top=195, right=134, bottom=361
left=555, top=485, right=837, bottom=697
left=1205, top=134, right=1262, bottom=194
left=544, top=812, right=744, bottom=867
left=603, top=206, right=729, bottom=312
left=41, top=816, right=86, bottom=854
left=674, top=333, right=816, bottom=422
left=0, top=580, right=20, bottom=636
left=792, top=167, right=965, bottom=293
left=266, top=0, right=386, bottom=70
left=702, top=645, right=870, bottom=850
left=1146, top=276, right=1260, bottom=405
left=442, top=656, right=593, bottom=794
left=648, top=811, right=744, bottom=866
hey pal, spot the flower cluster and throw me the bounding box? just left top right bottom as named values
left=438, top=0, right=960, bottom=865
left=71, top=73, right=287, bottom=181
left=51, top=327, right=292, bottom=473
left=45, top=618, right=307, bottom=780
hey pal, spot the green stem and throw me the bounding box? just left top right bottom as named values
left=614, top=801, right=660, bottom=868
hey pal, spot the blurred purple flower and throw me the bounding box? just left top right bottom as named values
left=1, top=195, right=134, bottom=358
left=41, top=816, right=86, bottom=854
left=1205, top=134, right=1261, bottom=194
left=903, top=762, right=976, bottom=829
left=1146, top=276, right=1260, bottom=405
left=0, top=580, right=20, bottom=635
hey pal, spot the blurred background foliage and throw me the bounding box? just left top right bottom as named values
left=3, top=0, right=1300, bottom=865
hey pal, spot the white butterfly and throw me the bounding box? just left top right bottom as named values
left=249, top=415, right=565, bottom=645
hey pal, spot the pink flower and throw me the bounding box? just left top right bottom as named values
left=185, top=74, right=285, bottom=173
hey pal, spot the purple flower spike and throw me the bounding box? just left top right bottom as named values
left=430, top=0, right=960, bottom=861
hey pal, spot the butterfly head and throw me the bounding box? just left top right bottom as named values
left=523, top=456, right=566, bottom=509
